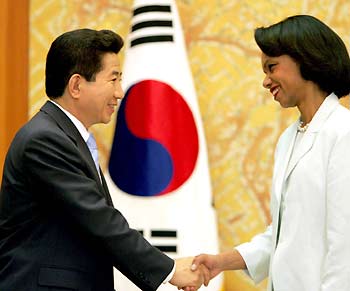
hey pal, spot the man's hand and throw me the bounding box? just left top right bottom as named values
left=169, top=257, right=210, bottom=290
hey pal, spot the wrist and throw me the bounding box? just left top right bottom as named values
left=219, top=250, right=246, bottom=271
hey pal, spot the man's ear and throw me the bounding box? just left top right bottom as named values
left=68, top=74, right=82, bottom=99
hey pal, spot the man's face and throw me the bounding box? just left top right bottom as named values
left=78, top=52, right=124, bottom=128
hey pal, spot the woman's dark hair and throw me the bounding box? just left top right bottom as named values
left=254, top=15, right=350, bottom=98
left=45, top=28, right=124, bottom=98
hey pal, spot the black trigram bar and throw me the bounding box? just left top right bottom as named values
left=132, top=20, right=173, bottom=32
left=130, top=4, right=174, bottom=47
left=133, top=5, right=171, bottom=16
left=151, top=230, right=177, bottom=253
left=130, top=35, right=173, bottom=47
left=151, top=230, right=177, bottom=237
left=154, top=245, right=177, bottom=253
left=138, top=229, right=177, bottom=253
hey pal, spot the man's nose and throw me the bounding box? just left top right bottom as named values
left=114, top=81, right=124, bottom=100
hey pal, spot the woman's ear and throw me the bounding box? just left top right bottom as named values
left=67, top=74, right=82, bottom=99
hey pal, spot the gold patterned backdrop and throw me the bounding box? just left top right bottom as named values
left=29, top=1, right=350, bottom=290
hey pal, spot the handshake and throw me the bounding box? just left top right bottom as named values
left=168, top=254, right=222, bottom=291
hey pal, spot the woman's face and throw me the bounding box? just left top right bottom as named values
left=261, top=53, right=309, bottom=108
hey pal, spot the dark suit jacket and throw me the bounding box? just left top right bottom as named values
left=0, top=101, right=173, bottom=291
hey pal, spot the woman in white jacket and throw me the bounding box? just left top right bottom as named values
left=190, top=15, right=350, bottom=291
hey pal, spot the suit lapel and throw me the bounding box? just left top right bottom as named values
left=284, top=131, right=316, bottom=180
left=40, top=101, right=79, bottom=145
left=273, top=124, right=298, bottom=206
left=285, top=93, right=339, bottom=180
left=40, top=101, right=110, bottom=200
left=100, top=171, right=114, bottom=206
left=275, top=93, right=339, bottom=197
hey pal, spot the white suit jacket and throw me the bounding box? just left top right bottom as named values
left=236, top=93, right=350, bottom=291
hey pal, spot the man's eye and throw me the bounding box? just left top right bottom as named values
left=268, top=64, right=276, bottom=71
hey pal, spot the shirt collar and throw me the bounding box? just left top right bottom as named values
left=49, top=100, right=90, bottom=142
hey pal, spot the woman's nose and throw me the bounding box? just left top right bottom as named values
left=262, top=75, right=272, bottom=89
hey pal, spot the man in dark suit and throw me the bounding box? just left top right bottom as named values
left=0, top=28, right=207, bottom=291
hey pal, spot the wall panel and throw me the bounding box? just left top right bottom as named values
left=0, top=0, right=29, bottom=180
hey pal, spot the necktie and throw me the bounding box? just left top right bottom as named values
left=86, top=133, right=100, bottom=177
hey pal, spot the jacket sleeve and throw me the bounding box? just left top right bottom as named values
left=22, top=128, right=174, bottom=291
left=235, top=225, right=272, bottom=283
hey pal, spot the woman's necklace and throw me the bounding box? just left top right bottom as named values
left=297, top=120, right=309, bottom=132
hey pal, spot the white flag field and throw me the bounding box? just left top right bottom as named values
left=105, top=1, right=223, bottom=290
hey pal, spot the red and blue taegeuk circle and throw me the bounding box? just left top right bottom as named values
left=109, top=79, right=199, bottom=196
